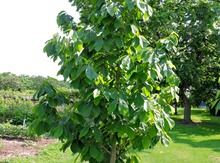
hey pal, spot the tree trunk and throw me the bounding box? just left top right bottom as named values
left=183, top=91, right=192, bottom=123
left=110, top=143, right=116, bottom=163
left=174, top=105, right=178, bottom=115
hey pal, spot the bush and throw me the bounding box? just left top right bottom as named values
left=0, top=98, right=36, bottom=125
left=0, top=123, right=38, bottom=140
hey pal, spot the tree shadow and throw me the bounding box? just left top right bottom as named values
left=169, top=122, right=220, bottom=153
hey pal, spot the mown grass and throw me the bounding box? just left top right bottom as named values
left=1, top=108, right=220, bottom=163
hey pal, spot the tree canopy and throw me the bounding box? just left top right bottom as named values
left=31, top=0, right=180, bottom=162
left=144, top=0, right=220, bottom=122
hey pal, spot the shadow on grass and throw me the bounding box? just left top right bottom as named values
left=169, top=122, right=220, bottom=153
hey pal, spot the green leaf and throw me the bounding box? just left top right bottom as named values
left=114, top=20, right=122, bottom=29
left=90, top=144, right=99, bottom=159
left=94, top=96, right=102, bottom=106
left=142, top=135, right=151, bottom=148
left=96, top=152, right=104, bottom=162
left=107, top=3, right=117, bottom=16
left=54, top=125, right=63, bottom=138
left=94, top=127, right=102, bottom=141
left=121, top=56, right=133, bottom=70
left=75, top=41, right=83, bottom=52
left=81, top=146, right=89, bottom=156
left=78, top=103, right=92, bottom=117
left=146, top=4, right=153, bottom=17
left=131, top=24, right=139, bottom=35
left=149, top=125, right=157, bottom=138
left=134, top=93, right=144, bottom=107
left=85, top=65, right=98, bottom=80
left=108, top=99, right=118, bottom=114
left=70, top=140, right=79, bottom=153
left=115, top=37, right=122, bottom=49
left=79, top=127, right=89, bottom=138
left=139, top=35, right=148, bottom=48
left=136, top=0, right=146, bottom=13
left=142, top=47, right=154, bottom=63
left=103, top=42, right=110, bottom=52
left=118, top=98, right=129, bottom=116
left=92, top=105, right=101, bottom=117
left=126, top=0, right=134, bottom=11
left=126, top=127, right=135, bottom=140
left=37, top=104, right=46, bottom=117
left=35, top=121, right=47, bottom=136
left=94, top=38, right=104, bottom=51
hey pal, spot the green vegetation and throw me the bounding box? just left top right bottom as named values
left=0, top=72, right=71, bottom=91
left=32, top=0, right=180, bottom=161
left=0, top=123, right=37, bottom=140
left=2, top=108, right=219, bottom=163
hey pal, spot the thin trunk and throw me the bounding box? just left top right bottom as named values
left=183, top=91, right=192, bottom=123
left=174, top=105, right=178, bottom=115
left=110, top=143, right=116, bottom=163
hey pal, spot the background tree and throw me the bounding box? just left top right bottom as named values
left=0, top=72, right=24, bottom=91
left=0, top=72, right=71, bottom=91
left=145, top=0, right=220, bottom=123
left=31, top=1, right=179, bottom=162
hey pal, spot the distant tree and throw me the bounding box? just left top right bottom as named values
left=30, top=1, right=179, bottom=162
left=144, top=0, right=220, bottom=123
left=0, top=73, right=24, bottom=91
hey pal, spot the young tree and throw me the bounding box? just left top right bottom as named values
left=30, top=1, right=179, bottom=162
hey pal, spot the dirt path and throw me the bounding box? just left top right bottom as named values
left=0, top=138, right=57, bottom=160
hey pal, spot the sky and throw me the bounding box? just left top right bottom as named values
left=0, top=0, right=79, bottom=80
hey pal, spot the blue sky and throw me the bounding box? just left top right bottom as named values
left=0, top=0, right=79, bottom=80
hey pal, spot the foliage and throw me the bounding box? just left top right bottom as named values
left=0, top=123, right=37, bottom=140
left=144, top=0, right=220, bottom=122
left=31, top=1, right=180, bottom=163
left=0, top=72, right=71, bottom=91
left=0, top=91, right=36, bottom=125
left=210, top=78, right=220, bottom=116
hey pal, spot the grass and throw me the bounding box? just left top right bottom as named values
left=1, top=108, right=220, bottom=163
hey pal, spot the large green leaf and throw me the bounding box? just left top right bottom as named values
left=54, top=125, right=63, bottom=138
left=90, top=144, right=99, bottom=159
left=121, top=56, right=133, bottom=71
left=94, top=38, right=104, bottom=51
left=108, top=98, right=118, bottom=114
left=85, top=65, right=98, bottom=80
left=118, top=98, right=129, bottom=116
left=79, top=127, right=89, bottom=138
left=94, top=127, right=102, bottom=142
left=142, top=135, right=151, bottom=148
left=107, top=3, right=117, bottom=16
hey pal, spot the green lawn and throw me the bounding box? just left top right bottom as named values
left=1, top=108, right=220, bottom=163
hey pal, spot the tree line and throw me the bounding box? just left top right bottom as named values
left=0, top=72, right=70, bottom=91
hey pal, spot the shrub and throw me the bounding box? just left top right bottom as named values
left=0, top=123, right=38, bottom=140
